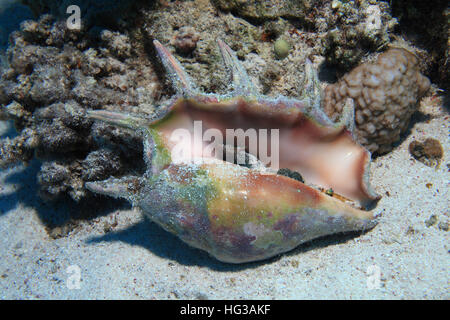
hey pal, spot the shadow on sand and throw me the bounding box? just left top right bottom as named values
left=86, top=214, right=369, bottom=272
left=0, top=158, right=129, bottom=230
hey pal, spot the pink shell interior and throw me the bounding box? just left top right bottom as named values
left=152, top=96, right=379, bottom=208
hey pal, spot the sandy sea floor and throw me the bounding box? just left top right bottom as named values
left=0, top=96, right=448, bottom=299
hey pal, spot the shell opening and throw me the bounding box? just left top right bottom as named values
left=150, top=98, right=379, bottom=210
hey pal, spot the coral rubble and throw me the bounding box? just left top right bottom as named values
left=0, top=14, right=157, bottom=200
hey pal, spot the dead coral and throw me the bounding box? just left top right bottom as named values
left=211, top=0, right=318, bottom=20
left=323, top=48, right=430, bottom=154
left=213, top=0, right=397, bottom=72
left=37, top=148, right=124, bottom=201
left=0, top=128, right=38, bottom=168
left=20, top=0, right=143, bottom=27
left=100, top=30, right=133, bottom=60
left=37, top=161, right=73, bottom=200
left=81, top=148, right=122, bottom=181
left=0, top=100, right=33, bottom=129
left=321, top=1, right=397, bottom=71
left=0, top=14, right=159, bottom=201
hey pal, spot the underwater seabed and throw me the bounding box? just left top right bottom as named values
left=0, top=99, right=448, bottom=298
left=0, top=0, right=448, bottom=299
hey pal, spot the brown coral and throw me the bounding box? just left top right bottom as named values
left=323, top=48, right=430, bottom=154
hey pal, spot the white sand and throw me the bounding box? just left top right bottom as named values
left=0, top=97, right=448, bottom=299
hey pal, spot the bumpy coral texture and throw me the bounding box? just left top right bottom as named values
left=0, top=14, right=156, bottom=200
left=323, top=48, right=430, bottom=154
left=321, top=1, right=397, bottom=71
left=211, top=0, right=317, bottom=20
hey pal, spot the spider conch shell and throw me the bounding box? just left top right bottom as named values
left=86, top=40, right=380, bottom=263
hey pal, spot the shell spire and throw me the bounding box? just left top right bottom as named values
left=153, top=39, right=199, bottom=97
left=217, top=39, right=257, bottom=96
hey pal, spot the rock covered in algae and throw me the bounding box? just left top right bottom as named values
left=210, top=0, right=319, bottom=20
left=0, top=14, right=158, bottom=200
left=321, top=1, right=397, bottom=71
left=171, top=26, right=200, bottom=55
left=323, top=48, right=430, bottom=154
left=212, top=0, right=397, bottom=71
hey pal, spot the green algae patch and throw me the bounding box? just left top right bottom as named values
left=251, top=228, right=284, bottom=250
left=148, top=128, right=172, bottom=171
left=176, top=167, right=219, bottom=216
